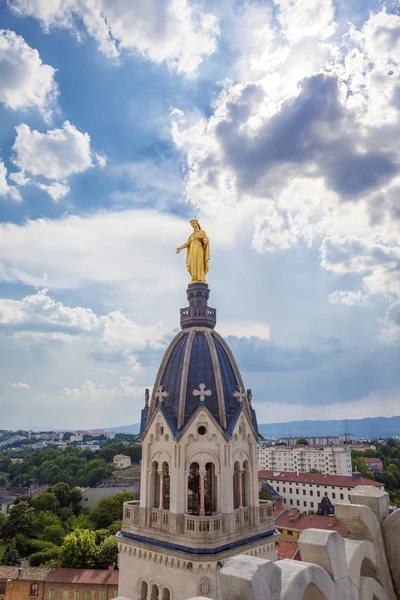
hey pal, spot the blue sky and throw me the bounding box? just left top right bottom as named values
left=0, top=0, right=399, bottom=429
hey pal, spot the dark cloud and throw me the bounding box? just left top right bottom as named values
left=215, top=74, right=398, bottom=198
left=225, top=334, right=343, bottom=373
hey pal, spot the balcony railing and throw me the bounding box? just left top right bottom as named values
left=184, top=513, right=222, bottom=535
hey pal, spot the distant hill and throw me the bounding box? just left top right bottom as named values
left=106, top=416, right=400, bottom=439
left=257, top=416, right=400, bottom=439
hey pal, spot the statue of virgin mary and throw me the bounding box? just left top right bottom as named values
left=176, top=220, right=210, bottom=283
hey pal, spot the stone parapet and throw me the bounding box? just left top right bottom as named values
left=184, top=486, right=400, bottom=600
left=121, top=501, right=274, bottom=550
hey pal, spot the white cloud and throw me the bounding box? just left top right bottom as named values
left=9, top=381, right=30, bottom=389
left=276, top=0, right=336, bottom=41
left=328, top=290, right=366, bottom=306
left=60, top=376, right=142, bottom=399
left=12, top=121, right=93, bottom=180
left=0, top=159, right=21, bottom=202
left=0, top=29, right=57, bottom=116
left=10, top=0, right=219, bottom=77
left=9, top=121, right=105, bottom=200
left=36, top=182, right=70, bottom=200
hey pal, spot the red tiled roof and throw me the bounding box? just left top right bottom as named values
left=45, top=569, right=119, bottom=585
left=114, top=454, right=130, bottom=459
left=258, top=469, right=383, bottom=487
left=275, top=511, right=349, bottom=537
left=363, top=458, right=382, bottom=464
left=277, top=541, right=300, bottom=560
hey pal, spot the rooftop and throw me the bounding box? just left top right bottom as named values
left=275, top=510, right=349, bottom=536
left=258, top=469, right=382, bottom=487
left=45, top=569, right=119, bottom=585
left=277, top=541, right=300, bottom=561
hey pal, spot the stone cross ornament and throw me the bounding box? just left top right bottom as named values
left=193, top=383, right=212, bottom=402
left=233, top=386, right=247, bottom=404
left=155, top=385, right=169, bottom=404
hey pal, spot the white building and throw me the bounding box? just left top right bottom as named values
left=258, top=470, right=383, bottom=513
left=70, top=433, right=84, bottom=442
left=276, top=434, right=357, bottom=446
left=114, top=454, right=131, bottom=469
left=117, top=280, right=278, bottom=600
left=256, top=444, right=353, bottom=475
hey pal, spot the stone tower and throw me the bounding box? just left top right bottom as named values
left=117, top=282, right=278, bottom=600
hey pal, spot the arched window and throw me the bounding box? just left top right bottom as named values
left=139, top=581, right=148, bottom=600
left=188, top=462, right=200, bottom=514
left=150, top=585, right=159, bottom=600
left=233, top=461, right=240, bottom=509
left=243, top=460, right=251, bottom=507
left=162, top=461, right=170, bottom=510
left=205, top=462, right=217, bottom=514
left=150, top=461, right=160, bottom=508
left=161, top=589, right=170, bottom=600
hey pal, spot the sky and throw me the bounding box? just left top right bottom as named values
left=0, top=0, right=399, bottom=430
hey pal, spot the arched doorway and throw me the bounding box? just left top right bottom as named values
left=161, top=589, right=170, bottom=600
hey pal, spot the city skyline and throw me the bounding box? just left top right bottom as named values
left=0, top=0, right=399, bottom=429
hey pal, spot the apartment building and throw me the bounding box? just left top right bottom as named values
left=363, top=457, right=383, bottom=474
left=276, top=434, right=357, bottom=446
left=256, top=444, right=353, bottom=475
left=258, top=470, right=383, bottom=513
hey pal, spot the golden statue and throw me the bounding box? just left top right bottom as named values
left=176, top=220, right=210, bottom=283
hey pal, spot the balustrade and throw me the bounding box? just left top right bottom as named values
left=184, top=513, right=222, bottom=535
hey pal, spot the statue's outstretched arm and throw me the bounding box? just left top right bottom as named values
left=176, top=238, right=190, bottom=253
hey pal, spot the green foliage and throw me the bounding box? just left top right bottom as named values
left=1, top=540, right=21, bottom=566
left=29, top=547, right=60, bottom=567
left=309, top=468, right=322, bottom=474
left=107, top=520, right=122, bottom=535
left=89, top=491, right=134, bottom=529
left=94, top=529, right=110, bottom=545
left=0, top=475, right=7, bottom=486
left=67, top=512, right=93, bottom=531
left=351, top=456, right=375, bottom=479
left=33, top=492, right=60, bottom=513
left=259, top=490, right=271, bottom=500
left=59, top=528, right=97, bottom=568
left=49, top=482, right=71, bottom=507
left=1, top=501, right=35, bottom=540
left=14, top=534, right=58, bottom=557
left=42, top=523, right=65, bottom=546
left=296, top=438, right=309, bottom=445
left=96, top=535, right=118, bottom=569
left=33, top=510, right=62, bottom=537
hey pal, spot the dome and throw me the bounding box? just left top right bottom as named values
left=140, top=283, right=259, bottom=438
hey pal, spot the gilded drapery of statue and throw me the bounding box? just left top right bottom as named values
left=176, top=220, right=210, bottom=283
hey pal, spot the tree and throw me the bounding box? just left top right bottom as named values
left=49, top=482, right=71, bottom=507
left=1, top=540, right=21, bottom=566
left=0, top=475, right=7, bottom=487
left=59, top=528, right=97, bottom=568
left=296, top=438, right=309, bottom=445
left=69, top=487, right=82, bottom=507
left=89, top=492, right=134, bottom=529
left=96, top=535, right=118, bottom=569
left=1, top=501, right=35, bottom=540
left=42, top=523, right=65, bottom=546
left=309, top=468, right=322, bottom=474
left=352, top=457, right=375, bottom=479
left=33, top=493, right=60, bottom=513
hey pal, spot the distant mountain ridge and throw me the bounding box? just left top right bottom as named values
left=106, top=416, right=400, bottom=438
left=257, top=416, right=400, bottom=439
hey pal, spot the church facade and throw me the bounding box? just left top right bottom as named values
left=117, top=280, right=278, bottom=600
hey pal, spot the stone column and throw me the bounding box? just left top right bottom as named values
left=238, top=468, right=244, bottom=509
left=158, top=469, right=164, bottom=510
left=199, top=470, right=206, bottom=515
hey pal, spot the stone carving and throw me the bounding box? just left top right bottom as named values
left=193, top=383, right=212, bottom=402
left=199, top=577, right=210, bottom=596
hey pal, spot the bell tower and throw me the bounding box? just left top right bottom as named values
left=118, top=223, right=278, bottom=600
